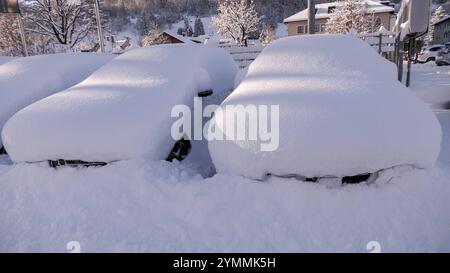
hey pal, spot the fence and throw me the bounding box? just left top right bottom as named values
left=219, top=44, right=265, bottom=69
left=358, top=33, right=396, bottom=53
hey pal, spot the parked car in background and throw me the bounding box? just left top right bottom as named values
left=417, top=44, right=444, bottom=63
left=435, top=43, right=450, bottom=66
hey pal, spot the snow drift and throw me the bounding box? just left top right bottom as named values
left=208, top=35, right=442, bottom=180
left=0, top=53, right=114, bottom=149
left=2, top=44, right=237, bottom=163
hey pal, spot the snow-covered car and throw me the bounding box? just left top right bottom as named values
left=0, top=53, right=114, bottom=153
left=417, top=44, right=445, bottom=63
left=208, top=35, right=442, bottom=183
left=1, top=44, right=237, bottom=166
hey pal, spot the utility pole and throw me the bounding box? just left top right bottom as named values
left=94, top=0, right=105, bottom=53
left=308, top=0, right=315, bottom=34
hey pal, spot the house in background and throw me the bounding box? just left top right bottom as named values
left=433, top=16, right=450, bottom=45
left=157, top=31, right=203, bottom=44
left=283, top=0, right=395, bottom=36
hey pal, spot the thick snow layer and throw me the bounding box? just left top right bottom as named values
left=0, top=113, right=449, bottom=253
left=208, top=35, right=442, bottom=179
left=2, top=45, right=237, bottom=163
left=1, top=113, right=450, bottom=252
left=0, top=53, right=114, bottom=148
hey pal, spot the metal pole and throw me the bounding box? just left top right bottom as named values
left=378, top=33, right=382, bottom=54
left=308, top=0, right=315, bottom=34
left=17, top=13, right=28, bottom=57
left=398, top=41, right=404, bottom=83
left=94, top=0, right=105, bottom=53
left=406, top=57, right=411, bottom=87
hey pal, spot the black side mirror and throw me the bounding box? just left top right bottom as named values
left=197, top=89, right=213, bottom=98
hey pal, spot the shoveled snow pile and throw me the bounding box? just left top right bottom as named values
left=0, top=53, right=114, bottom=148
left=208, top=35, right=442, bottom=180
left=2, top=45, right=237, bottom=163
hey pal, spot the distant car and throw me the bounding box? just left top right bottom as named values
left=1, top=44, right=237, bottom=166
left=208, top=35, right=441, bottom=184
left=435, top=43, right=450, bottom=66
left=417, top=44, right=444, bottom=63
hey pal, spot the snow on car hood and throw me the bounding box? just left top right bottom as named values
left=0, top=53, right=115, bottom=148
left=2, top=44, right=237, bottom=163
left=208, top=35, right=442, bottom=179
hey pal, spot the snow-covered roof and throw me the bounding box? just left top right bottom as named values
left=434, top=15, right=450, bottom=26
left=283, top=0, right=395, bottom=23
left=162, top=31, right=201, bottom=44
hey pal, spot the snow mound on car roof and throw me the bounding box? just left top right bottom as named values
left=208, top=35, right=442, bottom=179
left=2, top=44, right=237, bottom=163
left=0, top=53, right=114, bottom=148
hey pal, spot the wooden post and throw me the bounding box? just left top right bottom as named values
left=308, top=0, right=315, bottom=35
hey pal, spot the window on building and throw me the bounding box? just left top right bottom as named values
left=315, top=24, right=320, bottom=33
left=297, top=25, right=307, bottom=34
left=312, top=24, right=326, bottom=33
left=328, top=6, right=336, bottom=13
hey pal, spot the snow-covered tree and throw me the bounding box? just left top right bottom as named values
left=183, top=17, right=193, bottom=37
left=25, top=0, right=95, bottom=50
left=259, top=24, right=275, bottom=45
left=325, top=0, right=377, bottom=34
left=141, top=21, right=170, bottom=46
left=425, top=6, right=447, bottom=44
left=0, top=12, right=54, bottom=56
left=194, top=17, right=205, bottom=37
left=212, top=0, right=262, bottom=47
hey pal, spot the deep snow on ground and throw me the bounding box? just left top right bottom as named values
left=0, top=111, right=449, bottom=252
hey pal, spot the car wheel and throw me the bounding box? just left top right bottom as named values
left=427, top=57, right=435, bottom=63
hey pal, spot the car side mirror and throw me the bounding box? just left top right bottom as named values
left=198, top=89, right=213, bottom=98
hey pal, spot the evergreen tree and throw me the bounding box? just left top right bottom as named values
left=194, top=18, right=205, bottom=37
